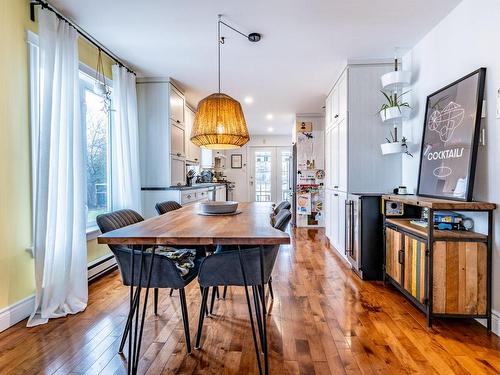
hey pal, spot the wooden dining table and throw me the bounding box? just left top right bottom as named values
left=98, top=202, right=290, bottom=375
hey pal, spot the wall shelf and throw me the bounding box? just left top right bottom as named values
left=380, top=142, right=405, bottom=155
left=381, top=70, right=411, bottom=90
left=380, top=106, right=410, bottom=123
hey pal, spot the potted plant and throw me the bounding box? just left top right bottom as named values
left=380, top=132, right=413, bottom=157
left=379, top=90, right=411, bottom=122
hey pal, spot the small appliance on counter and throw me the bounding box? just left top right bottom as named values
left=345, top=193, right=384, bottom=280
left=198, top=170, right=214, bottom=183
left=186, top=169, right=196, bottom=187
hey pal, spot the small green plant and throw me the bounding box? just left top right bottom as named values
left=379, top=90, right=411, bottom=116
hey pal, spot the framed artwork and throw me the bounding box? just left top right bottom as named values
left=417, top=68, right=486, bottom=201
left=231, top=154, right=242, bottom=169
left=296, top=121, right=312, bottom=133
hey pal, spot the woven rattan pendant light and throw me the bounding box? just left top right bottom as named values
left=191, top=16, right=259, bottom=149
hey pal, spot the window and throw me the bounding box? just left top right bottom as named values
left=28, top=31, right=113, bottom=231
left=254, top=151, right=273, bottom=202
left=79, top=70, right=112, bottom=227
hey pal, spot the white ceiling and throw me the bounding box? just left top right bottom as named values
left=51, top=0, right=461, bottom=135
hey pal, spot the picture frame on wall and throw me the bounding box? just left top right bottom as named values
left=231, top=154, right=243, bottom=169
left=417, top=68, right=486, bottom=201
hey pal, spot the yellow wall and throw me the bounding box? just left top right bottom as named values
left=0, top=0, right=114, bottom=309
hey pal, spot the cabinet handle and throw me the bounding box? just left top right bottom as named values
left=176, top=120, right=180, bottom=124
left=194, top=158, right=198, bottom=161
left=334, top=185, right=338, bottom=189
left=177, top=153, right=181, bottom=157
left=334, top=193, right=338, bottom=197
left=398, top=249, right=405, bottom=265
left=187, top=194, right=192, bottom=199
left=334, top=114, right=339, bottom=118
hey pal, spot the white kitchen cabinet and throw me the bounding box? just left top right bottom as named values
left=215, top=185, right=226, bottom=201
left=137, top=78, right=186, bottom=187
left=170, top=121, right=185, bottom=157
left=330, top=125, right=339, bottom=189
left=337, top=117, right=347, bottom=192
left=170, top=155, right=186, bottom=186
left=169, top=85, right=185, bottom=125
left=325, top=190, right=347, bottom=256
left=325, top=190, right=332, bottom=239
left=325, top=127, right=332, bottom=189
left=324, top=62, right=402, bottom=257
left=141, top=187, right=209, bottom=218
left=184, top=106, right=201, bottom=163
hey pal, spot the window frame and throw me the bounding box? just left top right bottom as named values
left=78, top=64, right=114, bottom=235
left=26, top=30, right=114, bottom=242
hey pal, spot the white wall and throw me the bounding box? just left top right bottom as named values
left=224, top=135, right=292, bottom=202
left=401, top=0, right=500, bottom=332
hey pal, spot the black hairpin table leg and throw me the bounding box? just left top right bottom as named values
left=237, top=245, right=263, bottom=375
left=124, top=245, right=156, bottom=375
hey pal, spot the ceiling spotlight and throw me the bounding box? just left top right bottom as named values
left=244, top=96, right=254, bottom=104
left=248, top=33, right=262, bottom=42
left=266, top=114, right=274, bottom=120
left=268, top=127, right=274, bottom=132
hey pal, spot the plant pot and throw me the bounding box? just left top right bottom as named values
left=381, top=70, right=412, bottom=90
left=380, top=106, right=410, bottom=123
left=380, top=142, right=405, bottom=155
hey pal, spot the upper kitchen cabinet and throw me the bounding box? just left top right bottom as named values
left=324, top=63, right=401, bottom=194
left=169, top=85, right=185, bottom=125
left=184, top=105, right=201, bottom=163
left=137, top=78, right=187, bottom=187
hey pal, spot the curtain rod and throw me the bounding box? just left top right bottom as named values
left=30, top=0, right=136, bottom=75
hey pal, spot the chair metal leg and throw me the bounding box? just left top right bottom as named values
left=169, top=288, right=174, bottom=297
left=223, top=286, right=228, bottom=299
left=216, top=286, right=220, bottom=299
left=154, top=288, right=159, bottom=315
left=199, top=285, right=209, bottom=316
left=258, top=245, right=269, bottom=375
left=179, top=288, right=192, bottom=354
left=237, top=246, right=263, bottom=375
left=195, top=287, right=209, bottom=349
left=268, top=278, right=274, bottom=300
left=258, top=285, right=267, bottom=315
left=209, top=287, right=217, bottom=315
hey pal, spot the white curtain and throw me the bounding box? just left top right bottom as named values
left=28, top=9, right=88, bottom=327
left=111, top=65, right=141, bottom=212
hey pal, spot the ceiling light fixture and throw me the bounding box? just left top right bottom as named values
left=266, top=114, right=274, bottom=120
left=244, top=96, right=254, bottom=104
left=191, top=15, right=261, bottom=149
left=268, top=127, right=274, bottom=132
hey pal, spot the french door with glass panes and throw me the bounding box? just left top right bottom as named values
left=249, top=147, right=292, bottom=202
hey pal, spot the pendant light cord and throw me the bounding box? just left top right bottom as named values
left=218, top=16, right=222, bottom=94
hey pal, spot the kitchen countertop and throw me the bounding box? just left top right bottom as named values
left=141, top=183, right=228, bottom=191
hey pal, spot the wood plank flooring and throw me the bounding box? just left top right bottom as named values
left=0, top=228, right=499, bottom=374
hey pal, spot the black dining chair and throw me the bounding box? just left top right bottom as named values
left=218, top=208, right=292, bottom=305
left=96, top=209, right=201, bottom=354
left=195, top=245, right=281, bottom=374
left=273, top=200, right=291, bottom=215
left=155, top=200, right=182, bottom=215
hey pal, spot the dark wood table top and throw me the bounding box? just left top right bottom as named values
left=382, top=194, right=496, bottom=210
left=97, top=202, right=291, bottom=246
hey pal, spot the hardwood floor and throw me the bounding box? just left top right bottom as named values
left=1, top=228, right=499, bottom=374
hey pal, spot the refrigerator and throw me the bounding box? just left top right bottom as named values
left=345, top=193, right=384, bottom=280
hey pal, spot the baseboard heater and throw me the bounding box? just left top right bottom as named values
left=87, top=254, right=117, bottom=282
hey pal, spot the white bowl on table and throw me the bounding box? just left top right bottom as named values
left=199, top=201, right=239, bottom=215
